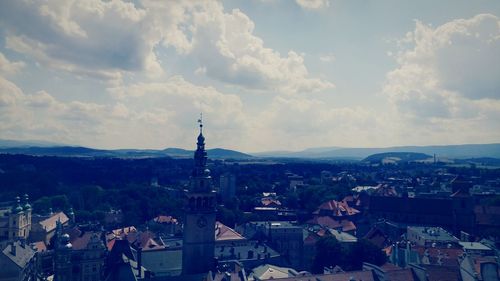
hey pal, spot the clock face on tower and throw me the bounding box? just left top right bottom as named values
left=197, top=216, right=207, bottom=228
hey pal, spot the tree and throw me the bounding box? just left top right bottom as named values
left=343, top=239, right=387, bottom=270
left=312, top=236, right=342, bottom=273
left=312, top=237, right=387, bottom=273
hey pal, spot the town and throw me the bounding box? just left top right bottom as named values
left=0, top=124, right=499, bottom=281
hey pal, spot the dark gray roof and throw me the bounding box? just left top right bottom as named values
left=2, top=241, right=36, bottom=269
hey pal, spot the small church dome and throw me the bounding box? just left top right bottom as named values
left=12, top=196, right=23, bottom=214
left=23, top=194, right=31, bottom=210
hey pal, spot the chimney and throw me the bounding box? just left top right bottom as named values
left=137, top=247, right=142, bottom=278
left=10, top=242, right=16, bottom=256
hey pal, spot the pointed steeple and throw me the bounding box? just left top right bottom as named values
left=193, top=114, right=209, bottom=183
left=197, top=113, right=205, bottom=146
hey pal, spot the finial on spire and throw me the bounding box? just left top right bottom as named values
left=197, top=113, right=203, bottom=133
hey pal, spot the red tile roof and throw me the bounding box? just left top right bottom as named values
left=413, top=246, right=463, bottom=266
left=215, top=221, right=245, bottom=241
left=153, top=215, right=178, bottom=224
left=307, top=216, right=356, bottom=232
left=112, top=226, right=137, bottom=237
left=38, top=212, right=69, bottom=232
left=261, top=197, right=282, bottom=207
left=315, top=200, right=360, bottom=217
left=70, top=231, right=94, bottom=250
left=31, top=241, right=47, bottom=252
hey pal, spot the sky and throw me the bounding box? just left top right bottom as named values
left=0, top=0, right=499, bottom=153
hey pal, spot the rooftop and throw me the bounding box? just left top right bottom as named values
left=1, top=241, right=36, bottom=269
left=407, top=226, right=458, bottom=243
left=248, top=264, right=299, bottom=280
left=459, top=242, right=492, bottom=251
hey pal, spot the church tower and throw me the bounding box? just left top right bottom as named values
left=54, top=220, right=73, bottom=281
left=182, top=117, right=216, bottom=275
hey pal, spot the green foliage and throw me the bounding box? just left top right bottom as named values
left=484, top=195, right=500, bottom=206
left=312, top=237, right=386, bottom=273
left=33, top=196, right=51, bottom=213
left=32, top=195, right=71, bottom=214
left=312, top=236, right=342, bottom=273
left=297, top=184, right=352, bottom=213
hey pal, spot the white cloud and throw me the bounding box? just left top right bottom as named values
left=295, top=0, right=330, bottom=10
left=0, top=0, right=165, bottom=81
left=0, top=1, right=332, bottom=93
left=319, top=54, right=336, bottom=63
left=0, top=52, right=25, bottom=75
left=0, top=73, right=249, bottom=149
left=185, top=2, right=334, bottom=94
left=383, top=14, right=500, bottom=144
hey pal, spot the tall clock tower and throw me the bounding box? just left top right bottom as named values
left=182, top=117, right=216, bottom=275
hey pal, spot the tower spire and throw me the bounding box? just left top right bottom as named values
left=198, top=112, right=203, bottom=134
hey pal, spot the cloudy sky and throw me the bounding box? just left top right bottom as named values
left=0, top=0, right=499, bottom=152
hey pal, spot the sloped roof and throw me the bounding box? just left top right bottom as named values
left=38, top=212, right=69, bottom=232
left=153, top=215, right=178, bottom=224
left=249, top=264, right=298, bottom=280
left=421, top=265, right=460, bottom=281
left=315, top=200, right=360, bottom=217
left=261, top=197, right=282, bottom=207
left=384, top=268, right=417, bottom=281
left=70, top=231, right=101, bottom=250
left=363, top=227, right=389, bottom=248
left=112, top=226, right=137, bottom=237
left=2, top=241, right=36, bottom=269
left=269, top=270, right=375, bottom=281
left=215, top=221, right=245, bottom=241
left=307, top=216, right=356, bottom=232
left=31, top=241, right=47, bottom=252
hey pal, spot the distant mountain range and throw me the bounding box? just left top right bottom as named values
left=1, top=139, right=499, bottom=160
left=0, top=140, right=253, bottom=159
left=255, top=143, right=500, bottom=159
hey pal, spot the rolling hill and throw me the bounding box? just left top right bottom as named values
left=256, top=143, right=500, bottom=159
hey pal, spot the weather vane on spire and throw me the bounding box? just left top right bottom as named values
left=197, top=113, right=203, bottom=132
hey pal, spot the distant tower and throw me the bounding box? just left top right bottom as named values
left=182, top=116, right=217, bottom=275
left=22, top=194, right=32, bottom=238
left=68, top=208, right=75, bottom=225
left=54, top=220, right=73, bottom=281
left=8, top=195, right=30, bottom=240
left=219, top=173, right=236, bottom=203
